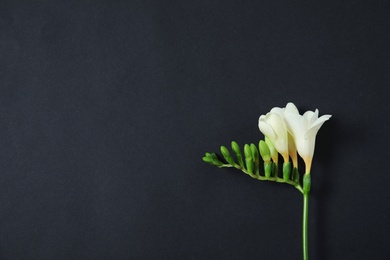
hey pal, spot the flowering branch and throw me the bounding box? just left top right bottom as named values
left=203, top=141, right=303, bottom=193
left=202, top=102, right=331, bottom=260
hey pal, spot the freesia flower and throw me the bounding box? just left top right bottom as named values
left=284, top=103, right=331, bottom=173
left=204, top=102, right=331, bottom=260
left=258, top=108, right=289, bottom=162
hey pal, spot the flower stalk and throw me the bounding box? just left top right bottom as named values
left=303, top=191, right=309, bottom=260
left=302, top=173, right=311, bottom=259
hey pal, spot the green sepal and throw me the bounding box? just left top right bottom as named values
left=292, top=167, right=300, bottom=183
left=244, top=144, right=253, bottom=174
left=259, top=140, right=271, bottom=163
left=231, top=141, right=245, bottom=168
left=250, top=144, right=260, bottom=175
left=264, top=162, right=272, bottom=179
left=272, top=162, right=279, bottom=178
left=303, top=174, right=311, bottom=193
left=283, top=162, right=291, bottom=181
left=220, top=146, right=236, bottom=166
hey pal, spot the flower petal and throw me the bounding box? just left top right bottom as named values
left=284, top=113, right=307, bottom=138
left=310, top=114, right=332, bottom=130
left=270, top=107, right=285, bottom=117
left=285, top=102, right=299, bottom=114
left=303, top=109, right=318, bottom=125
left=304, top=115, right=332, bottom=139
left=312, top=109, right=319, bottom=124
left=259, top=119, right=277, bottom=139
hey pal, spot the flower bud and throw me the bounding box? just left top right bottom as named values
left=202, top=154, right=213, bottom=164
left=244, top=144, right=253, bottom=174
left=250, top=143, right=260, bottom=175
left=202, top=152, right=223, bottom=167
left=231, top=141, right=244, bottom=168
left=220, top=146, right=235, bottom=166
left=259, top=140, right=271, bottom=163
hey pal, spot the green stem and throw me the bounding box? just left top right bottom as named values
left=303, top=192, right=309, bottom=260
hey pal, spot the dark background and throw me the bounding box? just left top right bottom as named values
left=1, top=1, right=389, bottom=259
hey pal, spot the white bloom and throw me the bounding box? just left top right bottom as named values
left=284, top=102, right=331, bottom=173
left=258, top=108, right=289, bottom=162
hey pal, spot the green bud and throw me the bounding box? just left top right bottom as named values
left=244, top=144, right=251, bottom=158
left=259, top=140, right=271, bottom=163
left=283, top=162, right=291, bottom=181
left=231, top=141, right=245, bottom=168
left=246, top=159, right=254, bottom=174
left=264, top=162, right=272, bottom=179
left=250, top=143, right=260, bottom=176
left=303, top=174, right=311, bottom=193
left=244, top=144, right=253, bottom=174
left=203, top=153, right=215, bottom=164
left=206, top=153, right=223, bottom=167
left=202, top=155, right=213, bottom=164
left=220, top=146, right=236, bottom=165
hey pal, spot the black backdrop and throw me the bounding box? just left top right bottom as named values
left=1, top=1, right=389, bottom=259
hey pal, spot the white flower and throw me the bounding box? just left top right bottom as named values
left=284, top=102, right=331, bottom=173
left=258, top=108, right=289, bottom=162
